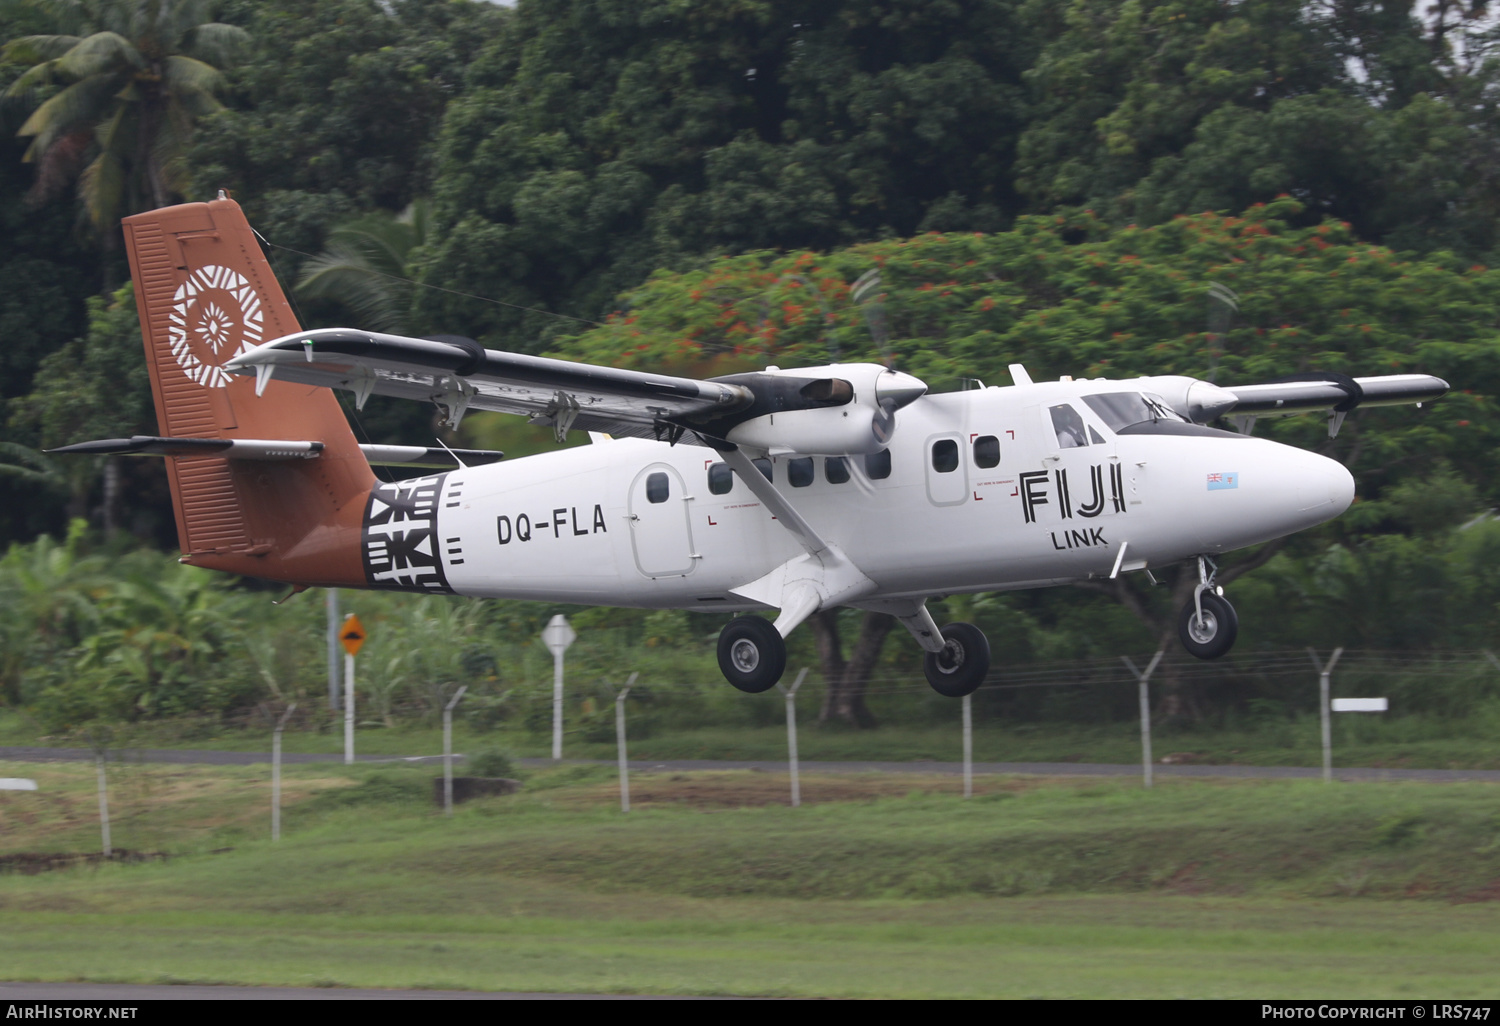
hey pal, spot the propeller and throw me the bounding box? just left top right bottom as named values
left=1205, top=282, right=1239, bottom=384
left=852, top=268, right=890, bottom=365
left=851, top=268, right=925, bottom=446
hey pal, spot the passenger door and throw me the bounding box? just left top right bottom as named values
left=628, top=464, right=696, bottom=578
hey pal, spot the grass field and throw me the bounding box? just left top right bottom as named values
left=2, top=757, right=1500, bottom=996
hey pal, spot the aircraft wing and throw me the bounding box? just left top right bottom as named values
left=224, top=328, right=754, bottom=440
left=1222, top=373, right=1449, bottom=417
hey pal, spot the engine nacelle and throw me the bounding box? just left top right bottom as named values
left=1128, top=375, right=1239, bottom=424
left=713, top=363, right=927, bottom=456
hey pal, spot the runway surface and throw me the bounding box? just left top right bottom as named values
left=0, top=981, right=702, bottom=1000
left=2, top=745, right=1497, bottom=781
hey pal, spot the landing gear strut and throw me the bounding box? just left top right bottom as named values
left=1178, top=555, right=1238, bottom=660
left=922, top=622, right=991, bottom=697
left=717, top=616, right=787, bottom=693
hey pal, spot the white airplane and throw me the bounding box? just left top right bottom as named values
left=57, top=197, right=1448, bottom=697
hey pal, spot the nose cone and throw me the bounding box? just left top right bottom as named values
left=1326, top=459, right=1355, bottom=515
left=1297, top=452, right=1354, bottom=518
left=1193, top=442, right=1357, bottom=554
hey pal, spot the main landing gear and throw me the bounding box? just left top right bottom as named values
left=717, top=616, right=787, bottom=694
left=716, top=613, right=992, bottom=698
left=1178, top=555, right=1238, bottom=660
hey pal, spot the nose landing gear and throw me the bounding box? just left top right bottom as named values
left=922, top=622, right=991, bottom=697
left=1178, top=555, right=1238, bottom=659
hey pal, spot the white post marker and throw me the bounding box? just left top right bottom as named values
left=326, top=588, right=341, bottom=711
left=1309, top=647, right=1345, bottom=783
left=271, top=702, right=297, bottom=842
left=95, top=756, right=111, bottom=857
left=0, top=779, right=37, bottom=791
left=1122, top=650, right=1166, bottom=790
left=541, top=614, right=577, bottom=761
left=962, top=692, right=973, bottom=799
left=776, top=668, right=808, bottom=807
left=443, top=685, right=469, bottom=817
left=1331, top=697, right=1388, bottom=713
left=339, top=614, right=367, bottom=765
left=614, top=672, right=638, bottom=813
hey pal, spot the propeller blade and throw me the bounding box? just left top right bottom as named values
left=852, top=268, right=891, bottom=366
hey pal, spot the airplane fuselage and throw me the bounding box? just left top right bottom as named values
left=363, top=379, right=1355, bottom=608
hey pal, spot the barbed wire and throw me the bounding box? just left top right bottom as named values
left=551, top=647, right=1500, bottom=696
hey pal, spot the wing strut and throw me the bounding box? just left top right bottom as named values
left=717, top=447, right=876, bottom=637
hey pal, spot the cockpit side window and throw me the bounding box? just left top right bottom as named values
left=1082, top=392, right=1185, bottom=432
left=1049, top=404, right=1090, bottom=449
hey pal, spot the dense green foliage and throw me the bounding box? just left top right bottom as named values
left=6, top=518, right=1500, bottom=739
left=5, top=0, right=1500, bottom=729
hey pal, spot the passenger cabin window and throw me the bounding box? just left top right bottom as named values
left=973, top=435, right=1000, bottom=468
left=707, top=463, right=733, bottom=495
left=1049, top=404, right=1090, bottom=449
left=865, top=450, right=892, bottom=480
left=645, top=472, right=670, bottom=503
left=931, top=438, right=959, bottom=473
left=752, top=458, right=773, bottom=482
left=825, top=456, right=850, bottom=484
left=788, top=457, right=814, bottom=488
left=1082, top=391, right=1185, bottom=432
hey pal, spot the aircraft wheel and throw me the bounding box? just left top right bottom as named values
left=1178, top=592, right=1238, bottom=660
left=923, top=622, right=991, bottom=698
left=717, top=617, right=787, bottom=693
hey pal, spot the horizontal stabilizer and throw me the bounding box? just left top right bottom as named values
left=50, top=436, right=503, bottom=468
left=50, top=436, right=324, bottom=460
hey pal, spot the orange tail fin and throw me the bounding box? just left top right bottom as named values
left=123, top=197, right=374, bottom=586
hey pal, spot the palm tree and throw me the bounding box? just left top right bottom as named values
left=297, top=200, right=431, bottom=334
left=3, top=0, right=247, bottom=233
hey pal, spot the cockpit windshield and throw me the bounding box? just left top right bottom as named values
left=1082, top=392, right=1185, bottom=432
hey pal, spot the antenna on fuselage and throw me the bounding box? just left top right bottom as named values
left=433, top=436, right=470, bottom=470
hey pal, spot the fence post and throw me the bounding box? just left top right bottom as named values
left=443, top=686, right=469, bottom=817
left=272, top=702, right=297, bottom=842
left=962, top=693, right=973, bottom=799
left=614, top=672, right=638, bottom=813
left=94, top=755, right=111, bottom=857
left=1122, top=650, right=1165, bottom=789
left=776, top=669, right=808, bottom=807
left=343, top=651, right=356, bottom=765
left=1309, top=647, right=1344, bottom=783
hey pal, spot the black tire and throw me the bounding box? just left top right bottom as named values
left=922, top=622, right=991, bottom=698
left=717, top=616, right=787, bottom=693
left=1177, top=591, right=1239, bottom=660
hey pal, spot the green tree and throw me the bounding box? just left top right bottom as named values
left=3, top=0, right=248, bottom=235
left=417, top=0, right=1039, bottom=348
left=187, top=0, right=506, bottom=272
left=297, top=199, right=430, bottom=334
left=1014, top=0, right=1500, bottom=256
left=9, top=282, right=160, bottom=536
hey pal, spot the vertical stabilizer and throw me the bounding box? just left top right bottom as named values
left=123, top=197, right=374, bottom=585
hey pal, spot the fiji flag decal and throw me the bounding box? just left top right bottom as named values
left=1207, top=472, right=1239, bottom=491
